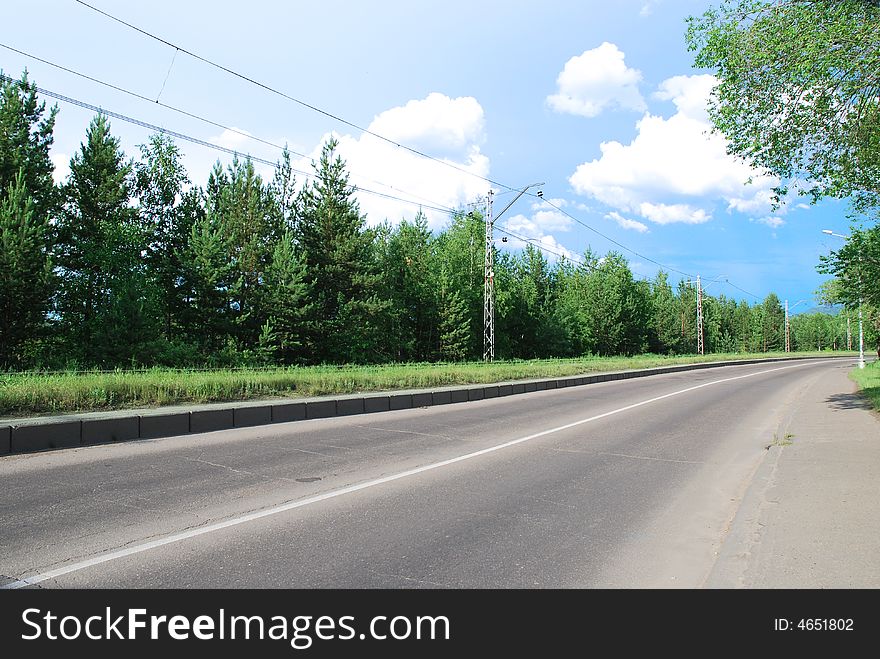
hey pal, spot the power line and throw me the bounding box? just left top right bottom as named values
left=74, top=0, right=517, bottom=193
left=0, top=43, right=461, bottom=214
left=527, top=194, right=766, bottom=299
left=722, top=279, right=761, bottom=301
left=495, top=225, right=586, bottom=267
left=3, top=68, right=768, bottom=302
left=0, top=43, right=310, bottom=159
left=3, top=32, right=772, bottom=301
left=0, top=73, right=456, bottom=216
left=62, top=4, right=754, bottom=293
left=529, top=194, right=696, bottom=279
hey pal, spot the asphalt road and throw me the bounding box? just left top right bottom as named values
left=0, top=357, right=862, bottom=588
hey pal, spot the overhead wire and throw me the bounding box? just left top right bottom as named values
left=73, top=0, right=518, bottom=193
left=0, top=73, right=457, bottom=216
left=528, top=194, right=695, bottom=279
left=70, top=1, right=765, bottom=297
left=2, top=66, right=763, bottom=302
left=8, top=9, right=769, bottom=301
left=0, top=43, right=461, bottom=214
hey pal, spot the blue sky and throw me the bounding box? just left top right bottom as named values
left=2, top=0, right=855, bottom=308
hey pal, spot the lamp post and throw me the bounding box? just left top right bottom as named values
left=822, top=229, right=865, bottom=369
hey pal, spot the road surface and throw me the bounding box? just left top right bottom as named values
left=0, top=357, right=873, bottom=588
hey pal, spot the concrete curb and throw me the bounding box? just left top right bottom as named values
left=0, top=355, right=856, bottom=455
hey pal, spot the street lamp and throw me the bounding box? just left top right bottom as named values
left=822, top=229, right=865, bottom=369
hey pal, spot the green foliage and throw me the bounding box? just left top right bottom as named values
left=0, top=170, right=53, bottom=366
left=0, top=71, right=58, bottom=223
left=377, top=213, right=439, bottom=361
left=263, top=230, right=311, bottom=363
left=687, top=0, right=880, bottom=214
left=296, top=138, right=388, bottom=364
left=0, top=72, right=58, bottom=368
left=433, top=210, right=485, bottom=359
left=1, top=70, right=858, bottom=374
left=133, top=134, right=199, bottom=344
left=54, top=114, right=158, bottom=366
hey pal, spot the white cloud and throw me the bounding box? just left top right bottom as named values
left=653, top=75, right=715, bottom=121
left=547, top=43, right=646, bottom=118
left=50, top=152, right=70, bottom=184
left=569, top=73, right=780, bottom=224
left=531, top=209, right=573, bottom=232
left=606, top=211, right=649, bottom=233
left=502, top=213, right=577, bottom=262
left=368, top=93, right=485, bottom=155
left=531, top=197, right=567, bottom=211
left=208, top=127, right=253, bottom=150
left=753, top=216, right=786, bottom=228
left=638, top=202, right=710, bottom=225
left=289, top=93, right=490, bottom=229
left=640, top=1, right=661, bottom=17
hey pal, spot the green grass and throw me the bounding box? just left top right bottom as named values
left=0, top=351, right=850, bottom=418
left=850, top=359, right=880, bottom=411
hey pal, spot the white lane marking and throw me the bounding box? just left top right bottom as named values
left=3, top=358, right=840, bottom=588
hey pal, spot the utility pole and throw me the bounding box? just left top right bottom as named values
left=784, top=299, right=790, bottom=353
left=696, top=275, right=704, bottom=356
left=482, top=183, right=543, bottom=361
left=483, top=190, right=495, bottom=362
left=683, top=274, right=726, bottom=356
left=847, top=314, right=852, bottom=351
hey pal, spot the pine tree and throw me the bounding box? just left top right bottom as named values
left=296, top=138, right=388, bottom=363
left=761, top=293, right=785, bottom=352
left=56, top=114, right=155, bottom=366
left=432, top=211, right=484, bottom=360
left=0, top=71, right=58, bottom=225
left=0, top=72, right=59, bottom=367
left=263, top=230, right=311, bottom=363
left=437, top=282, right=470, bottom=362
left=133, top=134, right=199, bottom=347
left=650, top=271, right=680, bottom=354
left=271, top=147, right=299, bottom=233
left=0, top=170, right=53, bottom=366
left=200, top=157, right=284, bottom=355
left=377, top=213, right=437, bottom=362
left=183, top=210, right=234, bottom=357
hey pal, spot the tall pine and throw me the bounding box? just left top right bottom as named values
left=296, top=138, right=387, bottom=363
left=56, top=115, right=156, bottom=366
left=133, top=134, right=201, bottom=351
left=0, top=71, right=58, bottom=227
left=0, top=171, right=53, bottom=366
left=0, top=72, right=57, bottom=366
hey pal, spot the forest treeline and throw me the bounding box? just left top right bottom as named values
left=0, top=72, right=855, bottom=369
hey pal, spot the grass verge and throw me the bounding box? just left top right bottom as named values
left=850, top=359, right=880, bottom=411
left=0, top=351, right=851, bottom=418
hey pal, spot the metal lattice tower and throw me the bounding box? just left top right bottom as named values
left=784, top=299, right=791, bottom=352
left=483, top=190, right=495, bottom=362
left=696, top=275, right=704, bottom=356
